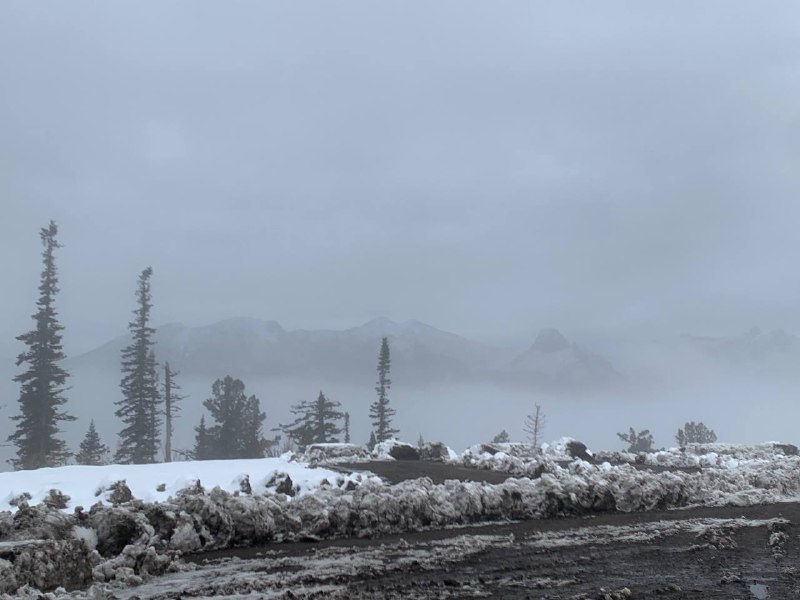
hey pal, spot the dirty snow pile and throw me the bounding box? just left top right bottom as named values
left=296, top=443, right=372, bottom=464
left=0, top=455, right=368, bottom=512
left=594, top=442, right=799, bottom=468
left=0, top=458, right=380, bottom=594
left=293, top=439, right=458, bottom=464
left=455, top=437, right=591, bottom=476
left=3, top=442, right=800, bottom=595
left=456, top=438, right=800, bottom=474
left=5, top=534, right=517, bottom=600
left=372, top=439, right=458, bottom=461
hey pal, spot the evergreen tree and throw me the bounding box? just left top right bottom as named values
left=523, top=404, right=546, bottom=448
left=676, top=421, right=717, bottom=446
left=417, top=433, right=425, bottom=447
left=310, top=391, right=344, bottom=443
left=617, top=427, right=655, bottom=453
left=193, top=416, right=211, bottom=460
left=75, top=420, right=109, bottom=465
left=279, top=398, right=315, bottom=448
left=492, top=430, right=511, bottom=443
left=162, top=362, right=185, bottom=462
left=369, top=336, right=398, bottom=442
left=203, top=376, right=267, bottom=459
left=343, top=412, right=351, bottom=444
left=367, top=430, right=377, bottom=451
left=8, top=221, right=75, bottom=470
left=115, top=267, right=161, bottom=464
left=280, top=391, right=343, bottom=447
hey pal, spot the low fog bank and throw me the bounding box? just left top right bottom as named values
left=1, top=355, right=798, bottom=471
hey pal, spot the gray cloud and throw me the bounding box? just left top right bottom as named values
left=2, top=1, right=800, bottom=355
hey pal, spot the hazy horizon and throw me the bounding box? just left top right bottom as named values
left=4, top=2, right=800, bottom=467
left=5, top=2, right=800, bottom=358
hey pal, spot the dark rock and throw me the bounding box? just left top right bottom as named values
left=566, top=441, right=593, bottom=463
left=389, top=444, right=420, bottom=461
left=239, top=475, right=252, bottom=494
left=774, top=443, right=799, bottom=456
left=480, top=444, right=501, bottom=456
left=156, top=483, right=167, bottom=492
left=275, top=474, right=295, bottom=496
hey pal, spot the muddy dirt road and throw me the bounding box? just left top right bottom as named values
left=183, top=499, right=800, bottom=599
left=85, top=462, right=796, bottom=599
left=168, top=463, right=795, bottom=598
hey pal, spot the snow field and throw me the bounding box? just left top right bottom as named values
left=0, top=455, right=373, bottom=512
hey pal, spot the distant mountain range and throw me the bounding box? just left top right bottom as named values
left=66, top=317, right=623, bottom=390
left=679, top=327, right=800, bottom=378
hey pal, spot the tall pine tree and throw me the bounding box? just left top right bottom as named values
left=369, top=336, right=398, bottom=442
left=162, top=362, right=184, bottom=462
left=8, top=221, right=75, bottom=469
left=115, top=267, right=161, bottom=464
left=75, top=420, right=109, bottom=465
left=343, top=411, right=351, bottom=444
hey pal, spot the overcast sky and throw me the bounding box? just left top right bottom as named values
left=2, top=1, right=800, bottom=355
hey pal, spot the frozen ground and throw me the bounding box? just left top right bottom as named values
left=3, top=440, right=800, bottom=596
left=9, top=501, right=800, bottom=599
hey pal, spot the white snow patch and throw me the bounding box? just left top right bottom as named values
left=0, top=457, right=374, bottom=511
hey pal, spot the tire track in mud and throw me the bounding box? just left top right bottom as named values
left=175, top=501, right=800, bottom=599
left=187, top=461, right=800, bottom=598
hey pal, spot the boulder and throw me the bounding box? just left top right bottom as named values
left=565, top=440, right=593, bottom=462
left=774, top=443, right=799, bottom=456
left=388, top=443, right=420, bottom=461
